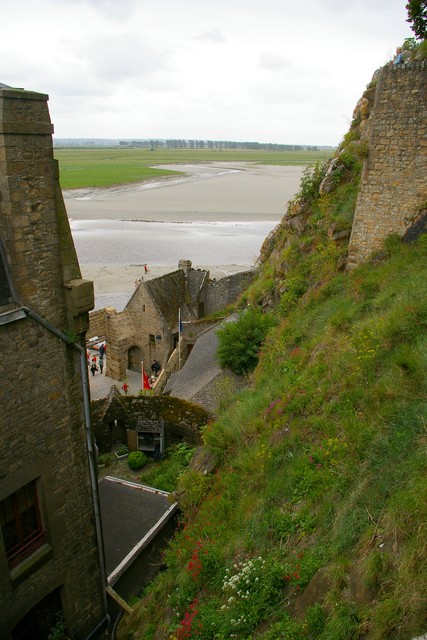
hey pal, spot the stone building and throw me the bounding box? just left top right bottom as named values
left=0, top=87, right=108, bottom=638
left=88, top=259, right=255, bottom=382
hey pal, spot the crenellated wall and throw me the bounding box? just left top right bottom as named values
left=348, top=61, right=427, bottom=267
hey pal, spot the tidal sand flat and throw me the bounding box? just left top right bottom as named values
left=64, top=163, right=304, bottom=309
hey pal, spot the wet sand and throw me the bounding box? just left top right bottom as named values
left=64, top=163, right=304, bottom=222
left=64, top=163, right=304, bottom=309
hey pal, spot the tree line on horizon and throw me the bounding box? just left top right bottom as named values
left=120, top=139, right=321, bottom=151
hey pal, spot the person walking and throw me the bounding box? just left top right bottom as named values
left=90, top=362, right=98, bottom=376
left=122, top=382, right=129, bottom=395
left=99, top=357, right=104, bottom=374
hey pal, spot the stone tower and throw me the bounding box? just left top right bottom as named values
left=0, top=86, right=108, bottom=639
left=348, top=62, right=427, bottom=267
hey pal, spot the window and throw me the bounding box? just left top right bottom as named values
left=0, top=481, right=46, bottom=569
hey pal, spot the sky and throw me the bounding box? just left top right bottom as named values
left=1, top=0, right=412, bottom=146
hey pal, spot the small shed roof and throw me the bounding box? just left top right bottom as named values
left=99, top=476, right=178, bottom=585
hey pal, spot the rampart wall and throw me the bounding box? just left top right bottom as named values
left=205, top=269, right=256, bottom=315
left=348, top=61, right=427, bottom=267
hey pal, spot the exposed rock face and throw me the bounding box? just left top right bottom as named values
left=318, top=157, right=343, bottom=195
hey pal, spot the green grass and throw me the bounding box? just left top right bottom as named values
left=138, top=443, right=196, bottom=493
left=54, top=147, right=332, bottom=190
left=114, top=122, right=427, bottom=639
left=117, top=237, right=427, bottom=640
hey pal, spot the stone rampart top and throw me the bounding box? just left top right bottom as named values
left=0, top=86, right=53, bottom=135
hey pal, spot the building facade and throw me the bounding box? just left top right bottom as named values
left=88, top=260, right=256, bottom=381
left=0, top=87, right=108, bottom=639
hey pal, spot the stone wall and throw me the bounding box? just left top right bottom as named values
left=205, top=269, right=257, bottom=315
left=88, top=307, right=110, bottom=340
left=91, top=392, right=211, bottom=453
left=0, top=87, right=105, bottom=639
left=348, top=61, right=427, bottom=267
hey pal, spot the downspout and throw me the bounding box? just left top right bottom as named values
left=20, top=304, right=111, bottom=633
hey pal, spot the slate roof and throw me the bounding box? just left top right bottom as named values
left=165, top=323, right=222, bottom=399
left=98, top=476, right=177, bottom=585
left=144, top=270, right=190, bottom=328
left=187, top=269, right=209, bottom=306
left=164, top=316, right=247, bottom=412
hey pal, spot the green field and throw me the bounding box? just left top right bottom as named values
left=54, top=147, right=333, bottom=190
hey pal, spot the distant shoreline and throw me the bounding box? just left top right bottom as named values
left=67, top=163, right=304, bottom=310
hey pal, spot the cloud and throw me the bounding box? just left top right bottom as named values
left=193, top=28, right=226, bottom=43
left=54, top=0, right=139, bottom=19
left=258, top=53, right=291, bottom=71
left=0, top=0, right=413, bottom=145
left=82, top=34, right=172, bottom=82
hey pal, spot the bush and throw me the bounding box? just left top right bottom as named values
left=299, top=161, right=327, bottom=202
left=128, top=450, right=148, bottom=471
left=216, top=308, right=275, bottom=374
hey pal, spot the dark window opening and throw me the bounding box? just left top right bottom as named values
left=0, top=480, right=46, bottom=569
left=12, top=588, right=62, bottom=640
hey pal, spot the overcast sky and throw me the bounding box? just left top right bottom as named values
left=1, top=0, right=412, bottom=146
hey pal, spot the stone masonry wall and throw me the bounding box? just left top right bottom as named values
left=88, top=307, right=110, bottom=340
left=205, top=269, right=256, bottom=315
left=91, top=395, right=210, bottom=453
left=0, top=88, right=104, bottom=639
left=348, top=62, right=427, bottom=267
left=88, top=288, right=172, bottom=381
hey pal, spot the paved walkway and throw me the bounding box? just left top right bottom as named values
left=87, top=351, right=145, bottom=400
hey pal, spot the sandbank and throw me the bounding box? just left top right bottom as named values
left=66, top=162, right=304, bottom=309
left=64, top=163, right=304, bottom=223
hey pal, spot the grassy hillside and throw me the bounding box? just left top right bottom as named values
left=115, top=112, right=427, bottom=640
left=54, top=148, right=332, bottom=190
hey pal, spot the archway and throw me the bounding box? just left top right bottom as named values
left=128, top=345, right=142, bottom=372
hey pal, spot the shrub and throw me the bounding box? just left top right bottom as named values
left=216, top=307, right=275, bottom=374
left=128, top=450, right=148, bottom=471
left=298, top=161, right=327, bottom=202
left=139, top=443, right=196, bottom=492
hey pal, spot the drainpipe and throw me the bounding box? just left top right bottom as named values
left=20, top=305, right=111, bottom=632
